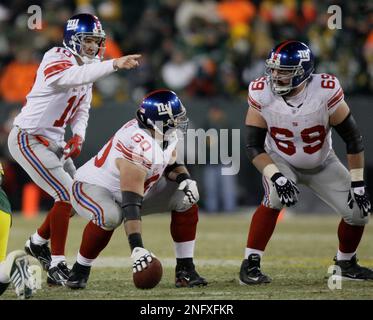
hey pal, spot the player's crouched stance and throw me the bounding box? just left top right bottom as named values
left=240, top=41, right=373, bottom=285
left=65, top=90, right=207, bottom=289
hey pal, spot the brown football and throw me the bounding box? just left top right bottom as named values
left=133, top=257, right=163, bottom=289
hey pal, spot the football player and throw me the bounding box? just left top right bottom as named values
left=7, top=13, right=141, bottom=286
left=65, top=90, right=207, bottom=289
left=240, top=40, right=373, bottom=284
left=0, top=162, right=35, bottom=299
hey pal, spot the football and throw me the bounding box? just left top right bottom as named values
left=133, top=257, right=163, bottom=289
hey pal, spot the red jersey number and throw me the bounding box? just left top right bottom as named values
left=131, top=133, right=151, bottom=152
left=53, top=94, right=86, bottom=127
left=56, top=47, right=72, bottom=58
left=94, top=137, right=114, bottom=168
left=270, top=127, right=296, bottom=156
left=251, top=77, right=266, bottom=91
left=321, top=74, right=336, bottom=89
left=270, top=125, right=326, bottom=155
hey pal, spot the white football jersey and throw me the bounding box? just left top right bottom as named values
left=13, top=46, right=116, bottom=144
left=248, top=73, right=344, bottom=169
left=75, top=119, right=178, bottom=202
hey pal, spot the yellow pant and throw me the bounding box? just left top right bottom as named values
left=0, top=210, right=11, bottom=262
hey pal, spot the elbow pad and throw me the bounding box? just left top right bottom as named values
left=333, top=113, right=364, bottom=154
left=246, top=125, right=268, bottom=161
left=121, top=191, right=143, bottom=222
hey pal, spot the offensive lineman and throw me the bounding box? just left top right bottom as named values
left=7, top=13, right=141, bottom=286
left=240, top=40, right=373, bottom=284
left=65, top=90, right=207, bottom=289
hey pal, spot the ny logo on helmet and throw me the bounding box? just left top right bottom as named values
left=93, top=22, right=103, bottom=34
left=269, top=52, right=281, bottom=66
left=155, top=102, right=172, bottom=116
left=67, top=19, right=79, bottom=31
left=298, top=50, right=310, bottom=62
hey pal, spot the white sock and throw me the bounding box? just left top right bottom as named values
left=0, top=262, right=10, bottom=283
left=77, top=252, right=94, bottom=267
left=174, top=240, right=195, bottom=259
left=50, top=255, right=66, bottom=268
left=245, top=248, right=264, bottom=259
left=31, top=232, right=48, bottom=245
left=336, top=250, right=356, bottom=261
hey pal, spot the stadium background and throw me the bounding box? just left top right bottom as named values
left=0, top=0, right=371, bottom=214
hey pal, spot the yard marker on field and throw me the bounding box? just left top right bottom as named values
left=22, top=183, right=40, bottom=218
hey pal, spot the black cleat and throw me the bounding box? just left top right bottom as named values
left=47, top=261, right=70, bottom=286
left=334, top=255, right=373, bottom=280
left=25, top=237, right=51, bottom=271
left=66, top=263, right=91, bottom=290
left=175, top=264, right=208, bottom=288
left=239, top=254, right=271, bottom=285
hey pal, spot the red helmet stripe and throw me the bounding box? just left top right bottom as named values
left=273, top=40, right=298, bottom=60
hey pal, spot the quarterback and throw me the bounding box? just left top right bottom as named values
left=7, top=13, right=141, bottom=286
left=240, top=40, right=372, bottom=284
left=65, top=90, right=207, bottom=289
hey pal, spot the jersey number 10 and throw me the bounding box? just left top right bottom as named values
left=53, top=95, right=86, bottom=127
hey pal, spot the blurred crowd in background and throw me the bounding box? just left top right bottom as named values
left=0, top=0, right=371, bottom=105
left=0, top=0, right=372, bottom=212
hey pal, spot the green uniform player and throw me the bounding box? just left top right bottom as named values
left=0, top=162, right=35, bottom=299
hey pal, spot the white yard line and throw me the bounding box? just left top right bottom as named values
left=65, top=257, right=239, bottom=268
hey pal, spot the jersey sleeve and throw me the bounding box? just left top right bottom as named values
left=69, top=86, right=92, bottom=141
left=322, top=75, right=345, bottom=115
left=113, top=131, right=153, bottom=172
left=247, top=78, right=265, bottom=112
left=42, top=48, right=75, bottom=85
left=42, top=47, right=116, bottom=88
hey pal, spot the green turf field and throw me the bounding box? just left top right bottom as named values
left=2, top=211, right=373, bottom=300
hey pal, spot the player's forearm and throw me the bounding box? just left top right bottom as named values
left=246, top=124, right=280, bottom=178
left=347, top=152, right=365, bottom=181
left=252, top=153, right=280, bottom=178
left=53, top=59, right=116, bottom=88
left=124, top=220, right=142, bottom=237
left=70, top=113, right=89, bottom=140
left=166, top=164, right=190, bottom=182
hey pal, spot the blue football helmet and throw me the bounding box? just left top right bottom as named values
left=63, top=13, right=106, bottom=63
left=265, top=40, right=314, bottom=95
left=136, top=90, right=189, bottom=135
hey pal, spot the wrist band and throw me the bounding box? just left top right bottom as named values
left=263, top=164, right=280, bottom=180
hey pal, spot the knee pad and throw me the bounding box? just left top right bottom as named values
left=101, top=216, right=123, bottom=230
left=342, top=209, right=369, bottom=226
left=100, top=209, right=123, bottom=230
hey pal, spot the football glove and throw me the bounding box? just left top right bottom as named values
left=131, top=247, right=154, bottom=273
left=174, top=179, right=199, bottom=212
left=348, top=181, right=372, bottom=217
left=271, top=172, right=299, bottom=207
left=64, top=134, right=83, bottom=159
